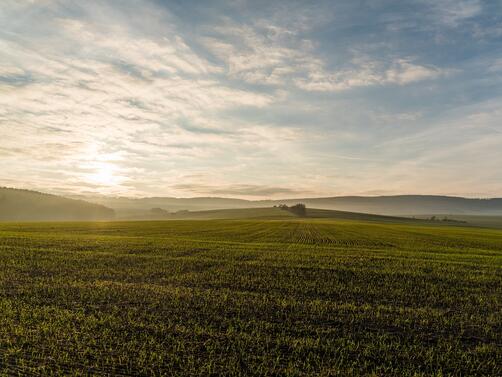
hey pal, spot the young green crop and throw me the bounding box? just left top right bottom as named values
left=0, top=219, right=501, bottom=376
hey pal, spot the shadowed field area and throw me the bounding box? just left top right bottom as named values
left=0, top=219, right=501, bottom=376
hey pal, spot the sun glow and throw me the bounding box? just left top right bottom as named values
left=80, top=143, right=127, bottom=190
left=87, top=162, right=123, bottom=187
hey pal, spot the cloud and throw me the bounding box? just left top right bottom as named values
left=59, top=18, right=220, bottom=77
left=427, top=0, right=482, bottom=27
left=0, top=3, right=290, bottom=196
left=201, top=22, right=309, bottom=85
left=202, top=21, right=451, bottom=92
left=488, top=58, right=502, bottom=72
left=371, top=111, right=423, bottom=124
left=1, top=0, right=501, bottom=198
left=295, top=58, right=450, bottom=92
left=171, top=183, right=307, bottom=197
left=0, top=65, right=26, bottom=77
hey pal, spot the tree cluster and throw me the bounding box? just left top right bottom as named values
left=277, top=203, right=307, bottom=217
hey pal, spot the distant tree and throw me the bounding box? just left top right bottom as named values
left=150, top=207, right=169, bottom=216
left=289, top=203, right=307, bottom=217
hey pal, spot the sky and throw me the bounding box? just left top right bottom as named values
left=1, top=0, right=502, bottom=199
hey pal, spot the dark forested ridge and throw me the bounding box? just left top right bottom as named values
left=0, top=188, right=114, bottom=221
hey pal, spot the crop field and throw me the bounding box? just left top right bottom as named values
left=0, top=219, right=501, bottom=376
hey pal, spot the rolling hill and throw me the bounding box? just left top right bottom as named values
left=81, top=194, right=502, bottom=216
left=4, top=187, right=502, bottom=221
left=136, top=206, right=430, bottom=225
left=150, top=207, right=296, bottom=220
left=271, top=195, right=502, bottom=216
left=0, top=188, right=115, bottom=221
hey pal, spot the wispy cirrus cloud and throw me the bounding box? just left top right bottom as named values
left=1, top=0, right=501, bottom=198
left=295, top=57, right=450, bottom=92
left=172, top=183, right=308, bottom=197
left=0, top=2, right=290, bottom=195
left=202, top=21, right=449, bottom=92
left=427, top=0, right=482, bottom=26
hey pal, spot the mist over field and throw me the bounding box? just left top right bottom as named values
left=3, top=187, right=502, bottom=222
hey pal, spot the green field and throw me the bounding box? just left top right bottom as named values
left=166, top=207, right=418, bottom=221
left=0, top=218, right=501, bottom=376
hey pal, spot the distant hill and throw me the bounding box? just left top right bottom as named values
left=152, top=207, right=297, bottom=220
left=4, top=187, right=502, bottom=222
left=305, top=208, right=425, bottom=223
left=124, top=206, right=440, bottom=226
left=77, top=196, right=253, bottom=216
left=82, top=194, right=502, bottom=216
left=266, top=196, right=502, bottom=216
left=0, top=188, right=115, bottom=221
left=168, top=207, right=426, bottom=223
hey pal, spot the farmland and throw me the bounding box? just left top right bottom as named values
left=0, top=218, right=501, bottom=376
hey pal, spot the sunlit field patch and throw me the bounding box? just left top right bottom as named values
left=0, top=219, right=501, bottom=376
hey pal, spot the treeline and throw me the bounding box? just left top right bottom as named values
left=276, top=203, right=307, bottom=217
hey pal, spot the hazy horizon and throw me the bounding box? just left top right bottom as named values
left=35, top=189, right=502, bottom=201
left=2, top=1, right=502, bottom=199
left=4, top=186, right=502, bottom=201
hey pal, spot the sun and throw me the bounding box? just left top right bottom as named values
left=80, top=143, right=126, bottom=189
left=87, top=162, right=122, bottom=187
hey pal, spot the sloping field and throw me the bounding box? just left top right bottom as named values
left=0, top=220, right=500, bottom=376
left=415, top=214, right=502, bottom=230
left=167, top=207, right=297, bottom=220
left=157, top=206, right=428, bottom=224
left=305, top=208, right=425, bottom=223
